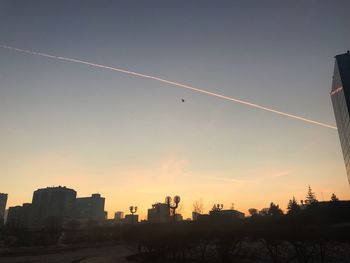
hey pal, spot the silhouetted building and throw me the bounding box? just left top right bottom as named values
left=318, top=200, right=350, bottom=208
left=0, top=193, right=8, bottom=225
left=331, top=51, right=350, bottom=184
left=5, top=186, right=107, bottom=229
left=7, top=206, right=23, bottom=228
left=4, top=209, right=8, bottom=224
left=196, top=214, right=210, bottom=221
left=147, top=203, right=170, bottom=223
left=75, top=194, right=106, bottom=221
left=114, top=211, right=124, bottom=220
left=174, top=213, right=183, bottom=221
left=6, top=203, right=32, bottom=229
left=31, top=186, right=77, bottom=229
left=203, top=209, right=245, bottom=223
left=124, top=214, right=138, bottom=224
left=192, top=212, right=201, bottom=221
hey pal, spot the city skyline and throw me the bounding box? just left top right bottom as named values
left=1, top=183, right=345, bottom=220
left=1, top=1, right=350, bottom=219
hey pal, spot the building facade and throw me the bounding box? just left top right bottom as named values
left=147, top=203, right=170, bottom=223
left=331, top=51, right=350, bottom=185
left=75, top=194, right=106, bottom=220
left=174, top=213, right=183, bottom=222
left=6, top=186, right=106, bottom=229
left=6, top=203, right=32, bottom=229
left=124, top=214, right=138, bottom=224
left=192, top=211, right=200, bottom=221
left=114, top=211, right=124, bottom=220
left=31, top=186, right=77, bottom=228
left=209, top=209, right=245, bottom=219
left=0, top=193, right=8, bottom=225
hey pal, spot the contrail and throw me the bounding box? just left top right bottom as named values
left=0, top=44, right=336, bottom=129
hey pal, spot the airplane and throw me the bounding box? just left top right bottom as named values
left=181, top=99, right=185, bottom=102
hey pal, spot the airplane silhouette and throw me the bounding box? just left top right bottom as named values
left=182, top=99, right=185, bottom=102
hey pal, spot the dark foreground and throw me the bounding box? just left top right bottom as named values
left=1, top=240, right=350, bottom=263
left=2, top=202, right=350, bottom=262
left=0, top=243, right=135, bottom=263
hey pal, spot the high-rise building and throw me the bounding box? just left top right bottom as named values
left=31, top=186, right=77, bottom=228
left=331, top=51, right=350, bottom=184
left=0, top=193, right=8, bottom=225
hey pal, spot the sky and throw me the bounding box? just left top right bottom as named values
left=1, top=0, right=350, bottom=219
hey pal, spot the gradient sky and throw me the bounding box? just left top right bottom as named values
left=1, top=0, right=350, bottom=219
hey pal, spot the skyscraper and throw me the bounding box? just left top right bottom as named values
left=331, top=51, right=350, bottom=185
left=0, top=193, right=8, bottom=225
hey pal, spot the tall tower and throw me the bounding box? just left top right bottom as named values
left=331, top=51, right=350, bottom=185
left=0, top=193, right=8, bottom=225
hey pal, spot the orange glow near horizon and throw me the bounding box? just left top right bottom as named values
left=4, top=154, right=350, bottom=220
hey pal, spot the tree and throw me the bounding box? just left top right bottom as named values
left=268, top=202, right=283, bottom=216
left=259, top=208, right=269, bottom=216
left=287, top=197, right=301, bottom=215
left=248, top=208, right=258, bottom=217
left=330, top=193, right=339, bottom=202
left=305, top=185, right=318, bottom=205
left=193, top=199, right=204, bottom=214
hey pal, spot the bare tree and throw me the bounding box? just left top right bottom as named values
left=193, top=198, right=204, bottom=214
